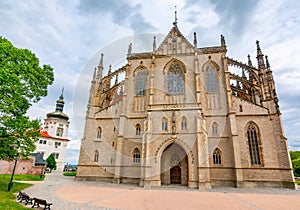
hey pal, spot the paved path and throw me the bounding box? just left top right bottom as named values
left=21, top=171, right=300, bottom=210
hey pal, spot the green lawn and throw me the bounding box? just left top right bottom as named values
left=63, top=172, right=76, bottom=176
left=296, top=179, right=300, bottom=185
left=0, top=174, right=43, bottom=210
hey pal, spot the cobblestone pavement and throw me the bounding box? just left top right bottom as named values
left=19, top=171, right=300, bottom=210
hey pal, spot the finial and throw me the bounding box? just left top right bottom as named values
left=59, top=87, right=64, bottom=100
left=247, top=54, right=253, bottom=67
left=256, top=40, right=265, bottom=70
left=193, top=32, right=197, bottom=47
left=108, top=64, right=112, bottom=75
left=256, top=40, right=263, bottom=55
left=173, top=6, right=178, bottom=27
left=153, top=36, right=156, bottom=52
left=265, top=55, right=270, bottom=68
left=93, top=67, right=96, bottom=80
left=128, top=43, right=132, bottom=55
left=221, top=34, right=226, bottom=47
left=99, top=53, right=104, bottom=67
left=97, top=53, right=104, bottom=78
left=115, top=74, right=118, bottom=85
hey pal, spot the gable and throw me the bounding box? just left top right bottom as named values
left=157, top=26, right=194, bottom=55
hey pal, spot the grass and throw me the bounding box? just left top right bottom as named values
left=296, top=179, right=300, bottom=185
left=0, top=174, right=43, bottom=210
left=63, top=172, right=76, bottom=176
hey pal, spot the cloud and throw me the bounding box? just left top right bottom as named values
left=208, top=0, right=259, bottom=35
left=77, top=0, right=158, bottom=33
left=1, top=0, right=300, bottom=164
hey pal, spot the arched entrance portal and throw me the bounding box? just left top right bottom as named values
left=161, top=143, right=188, bottom=185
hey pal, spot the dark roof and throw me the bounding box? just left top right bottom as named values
left=31, top=152, right=46, bottom=166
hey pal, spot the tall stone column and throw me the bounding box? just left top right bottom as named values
left=229, top=113, right=244, bottom=187
left=197, top=115, right=211, bottom=190
left=113, top=116, right=125, bottom=184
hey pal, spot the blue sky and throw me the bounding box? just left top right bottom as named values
left=1, top=0, right=300, bottom=164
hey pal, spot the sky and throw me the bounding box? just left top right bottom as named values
left=1, top=0, right=300, bottom=165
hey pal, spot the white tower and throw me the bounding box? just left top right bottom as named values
left=35, top=89, right=70, bottom=171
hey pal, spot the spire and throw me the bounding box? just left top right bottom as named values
left=97, top=53, right=104, bottom=79
left=56, top=88, right=65, bottom=112
left=256, top=40, right=265, bottom=70
left=193, top=32, right=197, bottom=48
left=173, top=6, right=178, bottom=27
left=153, top=36, right=156, bottom=52
left=221, top=34, right=226, bottom=47
left=247, top=54, right=253, bottom=67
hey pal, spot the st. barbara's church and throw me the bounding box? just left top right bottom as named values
left=76, top=14, right=296, bottom=189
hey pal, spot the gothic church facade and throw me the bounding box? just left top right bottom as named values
left=76, top=20, right=296, bottom=189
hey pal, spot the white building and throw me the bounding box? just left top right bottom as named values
left=34, top=90, right=70, bottom=171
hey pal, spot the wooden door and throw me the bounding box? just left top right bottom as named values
left=170, top=166, right=181, bottom=184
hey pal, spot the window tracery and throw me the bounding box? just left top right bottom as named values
left=94, top=150, right=99, bottom=162
left=167, top=63, right=184, bottom=95
left=162, top=117, right=168, bottom=131
left=212, top=122, right=218, bottom=135
left=135, top=69, right=147, bottom=96
left=135, top=124, right=141, bottom=135
left=97, top=127, right=102, bottom=138
left=181, top=117, right=187, bottom=130
left=205, top=65, right=217, bottom=93
left=213, top=148, right=221, bottom=164
left=133, top=148, right=140, bottom=164
left=247, top=123, right=261, bottom=165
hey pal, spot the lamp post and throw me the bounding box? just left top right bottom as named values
left=8, top=157, right=18, bottom=191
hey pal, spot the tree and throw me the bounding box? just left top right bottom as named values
left=290, top=151, right=300, bottom=177
left=0, top=115, right=40, bottom=159
left=0, top=36, right=54, bottom=160
left=46, top=154, right=57, bottom=172
left=290, top=151, right=300, bottom=161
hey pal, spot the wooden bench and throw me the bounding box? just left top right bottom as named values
left=18, top=191, right=33, bottom=205
left=16, top=191, right=23, bottom=200
left=32, top=197, right=52, bottom=210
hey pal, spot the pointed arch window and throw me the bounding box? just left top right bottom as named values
left=97, top=127, right=102, bottom=138
left=213, top=148, right=222, bottom=164
left=94, top=150, right=99, bottom=162
left=247, top=123, right=261, bottom=165
left=162, top=117, right=168, bottom=131
left=181, top=117, right=187, bottom=131
left=133, top=148, right=140, bottom=164
left=167, top=63, right=184, bottom=95
left=212, top=122, right=218, bottom=135
left=205, top=65, right=217, bottom=93
left=135, top=124, right=141, bottom=135
left=135, top=69, right=147, bottom=96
